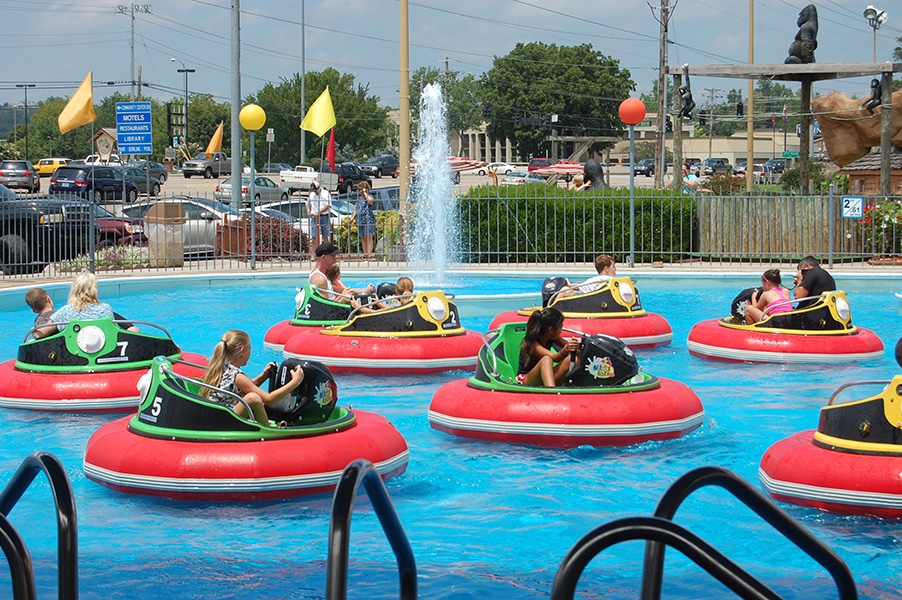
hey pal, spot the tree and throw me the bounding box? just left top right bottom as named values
left=481, top=42, right=635, bottom=159
left=254, top=68, right=391, bottom=167
left=409, top=66, right=484, bottom=147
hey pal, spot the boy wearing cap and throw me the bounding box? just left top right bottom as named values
left=307, top=179, right=332, bottom=254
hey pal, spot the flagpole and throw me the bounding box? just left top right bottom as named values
left=89, top=121, right=96, bottom=273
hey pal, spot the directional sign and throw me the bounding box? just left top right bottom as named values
left=116, top=101, right=153, bottom=155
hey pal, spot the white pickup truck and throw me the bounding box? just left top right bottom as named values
left=279, top=165, right=338, bottom=195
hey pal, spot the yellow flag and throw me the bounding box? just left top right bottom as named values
left=205, top=121, right=224, bottom=158
left=58, top=72, right=97, bottom=134
left=300, top=87, right=336, bottom=137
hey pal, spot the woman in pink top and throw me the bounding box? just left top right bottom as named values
left=744, top=268, right=793, bottom=324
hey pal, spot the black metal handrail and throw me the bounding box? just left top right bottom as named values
left=641, top=466, right=857, bottom=600
left=0, top=512, right=35, bottom=600
left=551, top=516, right=781, bottom=600
left=0, top=451, right=78, bottom=600
left=326, top=459, right=416, bottom=600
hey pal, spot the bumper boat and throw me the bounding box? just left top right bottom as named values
left=489, top=276, right=672, bottom=348
left=83, top=356, right=409, bottom=501
left=687, top=290, right=883, bottom=363
left=263, top=283, right=354, bottom=351
left=428, top=323, right=704, bottom=448
left=282, top=289, right=484, bottom=374
left=0, top=317, right=207, bottom=411
left=759, top=371, right=902, bottom=518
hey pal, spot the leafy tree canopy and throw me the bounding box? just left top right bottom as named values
left=254, top=67, right=391, bottom=167
left=481, top=42, right=635, bottom=159
left=410, top=66, right=483, bottom=144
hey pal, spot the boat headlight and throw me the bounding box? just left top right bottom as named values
left=295, top=287, right=306, bottom=310
left=77, top=325, right=106, bottom=354
left=427, top=297, right=447, bottom=321
left=835, top=297, right=850, bottom=321
left=618, top=282, right=635, bottom=304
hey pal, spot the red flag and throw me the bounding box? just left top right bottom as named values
left=326, top=128, right=336, bottom=172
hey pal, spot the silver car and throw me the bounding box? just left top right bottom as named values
left=0, top=160, right=40, bottom=193
left=214, top=175, right=290, bottom=207
left=120, top=197, right=244, bottom=255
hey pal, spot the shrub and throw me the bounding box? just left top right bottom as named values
left=858, top=198, right=902, bottom=255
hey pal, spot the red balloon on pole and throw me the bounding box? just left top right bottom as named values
left=619, top=98, right=647, bottom=126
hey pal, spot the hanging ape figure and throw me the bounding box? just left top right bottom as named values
left=677, top=64, right=696, bottom=120
left=860, top=79, right=882, bottom=115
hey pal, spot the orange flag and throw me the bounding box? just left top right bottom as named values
left=58, top=72, right=96, bottom=134
left=205, top=122, right=223, bottom=158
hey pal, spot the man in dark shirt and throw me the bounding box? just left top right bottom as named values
left=793, top=256, right=836, bottom=308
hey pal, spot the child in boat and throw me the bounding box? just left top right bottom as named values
left=25, top=287, right=55, bottom=328
left=557, top=254, right=616, bottom=298
left=517, top=307, right=580, bottom=387
left=324, top=264, right=376, bottom=304
left=744, top=268, right=793, bottom=324
left=36, top=272, right=139, bottom=339
left=201, top=329, right=304, bottom=426
left=351, top=276, right=415, bottom=313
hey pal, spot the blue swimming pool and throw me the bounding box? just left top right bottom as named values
left=1, top=271, right=902, bottom=598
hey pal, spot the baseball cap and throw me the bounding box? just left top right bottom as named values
left=315, top=241, right=339, bottom=257
left=310, top=179, right=321, bottom=190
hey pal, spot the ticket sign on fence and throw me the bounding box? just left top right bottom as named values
left=116, top=101, right=153, bottom=156
left=841, top=196, right=863, bottom=219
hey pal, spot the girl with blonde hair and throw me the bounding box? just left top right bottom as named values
left=201, top=329, right=304, bottom=426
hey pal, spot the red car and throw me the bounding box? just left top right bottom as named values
left=93, top=205, right=146, bottom=247
left=527, top=157, right=554, bottom=173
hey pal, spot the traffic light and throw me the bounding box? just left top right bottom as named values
left=736, top=101, right=744, bottom=117
left=514, top=109, right=521, bottom=126
left=699, top=115, right=706, bottom=127
left=665, top=115, right=672, bottom=132
left=167, top=102, right=174, bottom=140
left=482, top=103, right=492, bottom=119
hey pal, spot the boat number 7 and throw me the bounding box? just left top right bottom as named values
left=117, top=341, right=129, bottom=359
left=151, top=396, right=163, bottom=416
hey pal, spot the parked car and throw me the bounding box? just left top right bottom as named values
left=261, top=162, right=293, bottom=174
left=121, top=167, right=162, bottom=197
left=0, top=160, right=40, bottom=192
left=359, top=155, right=400, bottom=179
left=335, top=162, right=372, bottom=194
left=470, top=162, right=516, bottom=176
left=335, top=186, right=400, bottom=212
left=49, top=164, right=139, bottom=203
left=632, top=158, right=666, bottom=177
left=0, top=183, right=19, bottom=200
left=92, top=204, right=146, bottom=247
left=84, top=154, right=121, bottom=165
left=257, top=197, right=346, bottom=231
left=182, top=152, right=234, bottom=179
left=500, top=171, right=546, bottom=185
left=732, top=160, right=747, bottom=175
left=527, top=157, right=554, bottom=173
left=700, top=158, right=732, bottom=176
left=127, top=160, right=168, bottom=183
left=120, top=197, right=244, bottom=255
left=214, top=175, right=290, bottom=206
left=763, top=158, right=787, bottom=174
left=35, top=158, right=71, bottom=177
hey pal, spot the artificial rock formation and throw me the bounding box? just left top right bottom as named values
left=811, top=90, right=902, bottom=167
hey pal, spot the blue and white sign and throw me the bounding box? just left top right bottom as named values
left=116, top=101, right=153, bottom=155
left=842, top=196, right=864, bottom=219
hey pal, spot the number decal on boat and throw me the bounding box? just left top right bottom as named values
left=151, top=396, right=163, bottom=416
left=117, top=341, right=129, bottom=358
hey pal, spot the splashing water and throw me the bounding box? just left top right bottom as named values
left=409, top=82, right=457, bottom=284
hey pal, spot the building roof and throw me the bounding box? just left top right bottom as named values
left=841, top=152, right=902, bottom=171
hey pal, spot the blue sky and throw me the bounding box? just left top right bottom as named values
left=0, top=0, right=899, bottom=110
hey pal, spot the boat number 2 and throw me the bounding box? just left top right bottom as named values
left=151, top=396, right=163, bottom=416
left=117, top=341, right=129, bottom=359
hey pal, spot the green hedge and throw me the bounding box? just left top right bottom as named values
left=456, top=184, right=697, bottom=263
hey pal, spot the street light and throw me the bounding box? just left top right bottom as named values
left=240, top=103, right=266, bottom=270
left=170, top=58, right=196, bottom=148
left=863, top=5, right=888, bottom=62
left=619, top=97, right=646, bottom=269
left=15, top=84, right=35, bottom=161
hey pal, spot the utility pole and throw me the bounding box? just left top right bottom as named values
left=704, top=87, right=721, bottom=159
left=651, top=0, right=670, bottom=189
left=117, top=4, right=153, bottom=100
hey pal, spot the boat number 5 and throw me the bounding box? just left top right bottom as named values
left=151, top=396, right=163, bottom=416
